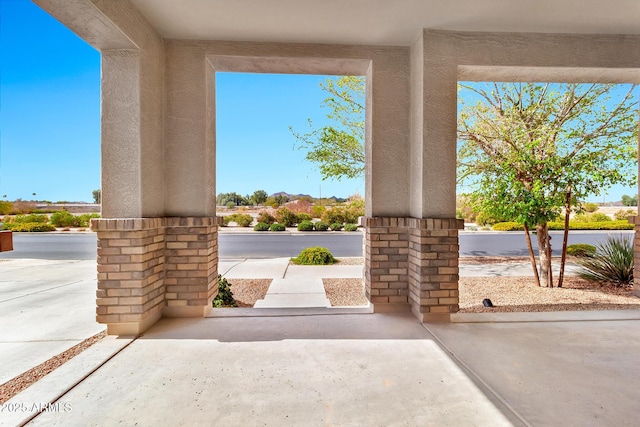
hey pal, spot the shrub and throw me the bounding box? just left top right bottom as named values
left=254, top=222, right=270, bottom=231
left=0, top=201, right=12, bottom=215
left=344, top=200, right=364, bottom=223
left=2, top=222, right=56, bottom=232
left=572, top=213, right=589, bottom=222
left=578, top=236, right=634, bottom=286
left=566, top=244, right=597, bottom=257
left=589, top=212, right=611, bottom=222
left=614, top=209, right=637, bottom=221
left=12, top=214, right=49, bottom=223
left=51, top=211, right=80, bottom=227
left=233, top=214, right=253, bottom=227
left=213, top=275, right=237, bottom=307
left=321, top=208, right=346, bottom=225
left=584, top=202, right=599, bottom=213
left=314, top=221, right=329, bottom=231
left=329, top=223, right=344, bottom=231
left=344, top=223, right=359, bottom=231
left=311, top=205, right=326, bottom=219
left=275, top=207, right=297, bottom=227
left=270, top=223, right=286, bottom=232
left=491, top=222, right=523, bottom=231
left=291, top=247, right=336, bottom=265
left=78, top=213, right=100, bottom=227
left=297, top=220, right=315, bottom=231
left=296, top=213, right=312, bottom=223
left=257, top=211, right=276, bottom=224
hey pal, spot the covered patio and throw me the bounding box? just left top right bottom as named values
left=33, top=0, right=640, bottom=334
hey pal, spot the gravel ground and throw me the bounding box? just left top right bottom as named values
left=323, top=278, right=369, bottom=306
left=460, top=277, right=639, bottom=312
left=228, top=279, right=272, bottom=307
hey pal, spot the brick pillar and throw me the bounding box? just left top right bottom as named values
left=408, top=218, right=464, bottom=322
left=92, top=218, right=165, bottom=335
left=364, top=217, right=410, bottom=313
left=629, top=216, right=640, bottom=298
left=163, top=217, right=222, bottom=317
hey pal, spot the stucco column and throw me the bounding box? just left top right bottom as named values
left=164, top=41, right=216, bottom=217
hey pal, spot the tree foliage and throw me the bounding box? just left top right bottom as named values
left=621, top=194, right=638, bottom=206
left=251, top=190, right=268, bottom=206
left=290, top=76, right=365, bottom=180
left=458, top=82, right=638, bottom=286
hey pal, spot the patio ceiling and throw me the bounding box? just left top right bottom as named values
left=129, top=0, right=640, bottom=46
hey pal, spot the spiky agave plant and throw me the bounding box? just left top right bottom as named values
left=578, top=235, right=634, bottom=287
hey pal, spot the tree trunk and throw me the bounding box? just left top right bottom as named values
left=536, top=223, right=553, bottom=287
left=523, top=223, right=541, bottom=287
left=558, top=188, right=572, bottom=288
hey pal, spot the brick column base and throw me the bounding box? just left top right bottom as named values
left=364, top=217, right=410, bottom=313
left=92, top=217, right=222, bottom=335
left=364, top=217, right=464, bottom=322
left=408, top=218, right=463, bottom=322
left=164, top=217, right=220, bottom=317
left=629, top=216, right=640, bottom=298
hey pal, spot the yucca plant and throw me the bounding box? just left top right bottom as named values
left=577, top=235, right=634, bottom=287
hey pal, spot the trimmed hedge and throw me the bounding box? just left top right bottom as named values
left=297, top=220, right=315, bottom=231
left=254, top=222, right=270, bottom=231
left=492, top=220, right=634, bottom=231
left=2, top=222, right=56, bottom=232
left=344, top=223, right=359, bottom=231
left=491, top=222, right=523, bottom=231
left=548, top=220, right=633, bottom=230
left=270, top=223, right=286, bottom=232
left=329, top=223, right=344, bottom=231
left=314, top=221, right=329, bottom=231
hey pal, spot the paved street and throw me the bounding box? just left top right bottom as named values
left=1, top=230, right=633, bottom=260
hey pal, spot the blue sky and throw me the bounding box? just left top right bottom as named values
left=0, top=1, right=363, bottom=203
left=1, top=1, right=636, bottom=204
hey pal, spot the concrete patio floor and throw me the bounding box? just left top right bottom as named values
left=5, top=310, right=640, bottom=426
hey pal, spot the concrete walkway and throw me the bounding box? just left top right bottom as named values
left=219, top=258, right=363, bottom=308
left=5, top=310, right=640, bottom=426
left=0, top=259, right=105, bottom=386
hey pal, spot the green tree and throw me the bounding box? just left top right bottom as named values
left=92, top=189, right=101, bottom=204
left=290, top=76, right=365, bottom=180
left=216, top=192, right=250, bottom=207
left=251, top=190, right=268, bottom=206
left=458, top=82, right=637, bottom=287
left=621, top=194, right=638, bottom=206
